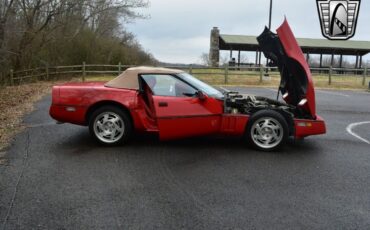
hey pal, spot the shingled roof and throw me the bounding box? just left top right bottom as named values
left=219, top=34, right=370, bottom=56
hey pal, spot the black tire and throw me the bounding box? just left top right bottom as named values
left=245, top=110, right=289, bottom=151
left=88, top=105, right=132, bottom=146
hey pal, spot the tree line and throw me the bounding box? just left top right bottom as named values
left=0, top=0, right=156, bottom=83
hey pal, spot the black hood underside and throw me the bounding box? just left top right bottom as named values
left=257, top=27, right=308, bottom=107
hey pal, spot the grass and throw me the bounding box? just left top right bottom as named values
left=85, top=68, right=370, bottom=90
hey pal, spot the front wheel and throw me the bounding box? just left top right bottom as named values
left=246, top=110, right=289, bottom=151
left=89, top=106, right=132, bottom=146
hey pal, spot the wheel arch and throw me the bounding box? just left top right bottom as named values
left=245, top=109, right=294, bottom=136
left=274, top=109, right=295, bottom=136
left=85, top=101, right=133, bottom=125
left=245, top=109, right=290, bottom=151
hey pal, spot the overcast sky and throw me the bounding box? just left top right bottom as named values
left=126, top=0, right=370, bottom=64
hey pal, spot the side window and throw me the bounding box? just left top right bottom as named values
left=142, top=74, right=197, bottom=97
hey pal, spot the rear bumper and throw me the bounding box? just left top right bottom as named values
left=49, top=104, right=87, bottom=126
left=294, top=115, right=326, bottom=139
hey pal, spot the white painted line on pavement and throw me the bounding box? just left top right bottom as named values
left=346, top=121, right=370, bottom=144
left=316, top=90, right=350, bottom=97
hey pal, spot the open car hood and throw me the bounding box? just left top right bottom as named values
left=257, top=19, right=316, bottom=119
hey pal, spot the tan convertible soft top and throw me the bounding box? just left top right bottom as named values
left=105, top=66, right=184, bottom=90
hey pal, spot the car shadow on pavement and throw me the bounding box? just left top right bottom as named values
left=56, top=127, right=322, bottom=156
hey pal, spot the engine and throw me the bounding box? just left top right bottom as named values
left=223, top=91, right=295, bottom=118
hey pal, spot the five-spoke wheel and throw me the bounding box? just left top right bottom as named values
left=89, top=106, right=132, bottom=145
left=246, top=110, right=288, bottom=151
left=94, top=112, right=125, bottom=143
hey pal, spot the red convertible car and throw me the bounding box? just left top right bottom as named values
left=49, top=20, right=326, bottom=151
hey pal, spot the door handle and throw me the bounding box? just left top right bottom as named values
left=158, top=102, right=168, bottom=107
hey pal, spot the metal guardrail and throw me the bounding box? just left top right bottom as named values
left=5, top=63, right=370, bottom=88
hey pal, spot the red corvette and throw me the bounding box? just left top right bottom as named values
left=49, top=20, right=326, bottom=151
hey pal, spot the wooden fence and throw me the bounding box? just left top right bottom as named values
left=5, top=62, right=370, bottom=88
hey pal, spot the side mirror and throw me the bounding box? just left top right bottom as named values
left=197, top=91, right=207, bottom=101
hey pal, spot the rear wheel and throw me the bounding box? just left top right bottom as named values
left=246, top=110, right=288, bottom=151
left=89, top=106, right=132, bottom=145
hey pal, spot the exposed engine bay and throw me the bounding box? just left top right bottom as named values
left=222, top=90, right=310, bottom=119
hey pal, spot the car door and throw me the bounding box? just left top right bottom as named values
left=141, top=74, right=223, bottom=140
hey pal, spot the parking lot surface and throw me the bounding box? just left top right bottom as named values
left=1, top=87, right=369, bottom=229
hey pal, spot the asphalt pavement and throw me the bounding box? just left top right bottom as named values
left=1, top=87, right=369, bottom=229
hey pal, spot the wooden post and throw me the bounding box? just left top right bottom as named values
left=118, top=62, right=122, bottom=74
left=363, top=67, right=367, bottom=86
left=224, top=65, right=229, bottom=84
left=10, top=69, right=14, bottom=86
left=54, top=66, right=58, bottom=81
left=46, top=63, right=49, bottom=80
left=238, top=50, right=241, bottom=67
left=82, top=62, right=86, bottom=82
left=329, top=66, right=332, bottom=85
left=259, top=65, right=263, bottom=83
left=32, top=68, right=37, bottom=82
left=258, top=51, right=262, bottom=66
left=255, top=51, right=258, bottom=66
left=355, top=54, right=359, bottom=75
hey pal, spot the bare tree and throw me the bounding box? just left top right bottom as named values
left=0, top=0, right=14, bottom=48
left=0, top=0, right=154, bottom=82
left=239, top=54, right=248, bottom=64
left=0, top=0, right=15, bottom=64
left=199, top=52, right=212, bottom=66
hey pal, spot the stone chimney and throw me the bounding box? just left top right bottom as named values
left=209, top=27, right=220, bottom=67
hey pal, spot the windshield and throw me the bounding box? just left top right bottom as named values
left=178, top=73, right=223, bottom=98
